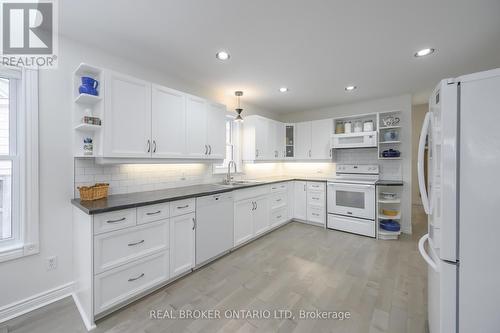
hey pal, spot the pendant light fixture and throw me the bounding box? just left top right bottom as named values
left=234, top=91, right=244, bottom=122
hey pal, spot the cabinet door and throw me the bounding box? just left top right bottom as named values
left=206, top=102, right=226, bottom=159
left=253, top=197, right=270, bottom=236
left=295, top=121, right=312, bottom=159
left=254, top=117, right=269, bottom=160
left=234, top=200, right=254, bottom=246
left=311, top=119, right=333, bottom=159
left=267, top=120, right=278, bottom=159
left=151, top=85, right=186, bottom=158
left=103, top=71, right=151, bottom=157
left=186, top=95, right=208, bottom=158
left=294, top=181, right=307, bottom=220
left=169, top=213, right=195, bottom=277
left=275, top=122, right=285, bottom=159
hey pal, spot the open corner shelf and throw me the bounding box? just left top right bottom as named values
left=75, top=93, right=102, bottom=105
left=379, top=140, right=401, bottom=144
left=74, top=123, right=102, bottom=132
left=75, top=63, right=102, bottom=77
left=379, top=213, right=401, bottom=220
left=378, top=199, right=401, bottom=204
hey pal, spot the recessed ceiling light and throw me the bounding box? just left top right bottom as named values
left=215, top=51, right=230, bottom=60
left=345, top=85, right=357, bottom=92
left=414, top=48, right=435, bottom=57
left=279, top=87, right=289, bottom=93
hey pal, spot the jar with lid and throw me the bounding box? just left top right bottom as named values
left=344, top=121, right=352, bottom=133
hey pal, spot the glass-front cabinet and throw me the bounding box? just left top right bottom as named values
left=285, top=124, right=295, bottom=158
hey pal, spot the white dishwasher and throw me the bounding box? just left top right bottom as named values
left=195, top=192, right=234, bottom=265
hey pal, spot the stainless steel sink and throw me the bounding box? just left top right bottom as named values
left=216, top=180, right=261, bottom=188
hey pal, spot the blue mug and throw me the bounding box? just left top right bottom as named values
left=79, top=85, right=98, bottom=96
left=79, top=76, right=99, bottom=96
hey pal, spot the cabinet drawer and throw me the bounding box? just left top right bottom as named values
left=233, top=186, right=269, bottom=201
left=270, top=182, right=288, bottom=193
left=94, top=220, right=169, bottom=274
left=137, top=203, right=170, bottom=225
left=93, top=209, right=137, bottom=235
left=269, top=193, right=287, bottom=210
left=270, top=207, right=287, bottom=226
left=307, top=190, right=325, bottom=207
left=307, top=205, right=326, bottom=224
left=307, top=182, right=325, bottom=192
left=170, top=198, right=195, bottom=217
left=327, top=214, right=375, bottom=237
left=94, top=251, right=170, bottom=315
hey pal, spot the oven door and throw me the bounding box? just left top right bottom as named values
left=328, top=182, right=375, bottom=220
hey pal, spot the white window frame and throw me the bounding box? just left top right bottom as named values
left=0, top=66, right=39, bottom=263
left=213, top=113, right=242, bottom=175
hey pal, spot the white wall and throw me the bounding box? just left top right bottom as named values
left=279, top=95, right=413, bottom=233
left=0, top=36, right=274, bottom=310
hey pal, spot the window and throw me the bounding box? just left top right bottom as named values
left=0, top=66, right=39, bottom=262
left=213, top=115, right=241, bottom=174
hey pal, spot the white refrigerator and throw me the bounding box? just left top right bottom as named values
left=417, top=68, right=500, bottom=333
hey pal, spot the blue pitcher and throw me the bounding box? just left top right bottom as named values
left=79, top=76, right=99, bottom=96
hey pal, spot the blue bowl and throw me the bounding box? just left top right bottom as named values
left=380, top=219, right=400, bottom=232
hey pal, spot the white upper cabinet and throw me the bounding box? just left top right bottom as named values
left=186, top=95, right=208, bottom=158
left=242, top=115, right=270, bottom=161
left=295, top=121, right=312, bottom=159
left=271, top=120, right=285, bottom=159
left=206, top=102, right=226, bottom=159
left=151, top=85, right=186, bottom=158
left=103, top=71, right=152, bottom=157
left=311, top=119, right=333, bottom=159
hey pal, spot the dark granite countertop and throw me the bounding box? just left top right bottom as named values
left=72, top=177, right=328, bottom=215
left=376, top=180, right=404, bottom=186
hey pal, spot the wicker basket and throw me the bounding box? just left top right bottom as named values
left=78, top=183, right=109, bottom=201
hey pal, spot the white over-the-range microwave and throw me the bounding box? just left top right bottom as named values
left=331, top=131, right=378, bottom=149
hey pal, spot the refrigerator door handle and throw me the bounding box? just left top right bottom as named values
left=418, top=111, right=432, bottom=215
left=418, top=233, right=439, bottom=272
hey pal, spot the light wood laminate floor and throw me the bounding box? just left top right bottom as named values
left=3, top=207, right=428, bottom=333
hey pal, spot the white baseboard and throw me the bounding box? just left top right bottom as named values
left=0, top=282, right=74, bottom=324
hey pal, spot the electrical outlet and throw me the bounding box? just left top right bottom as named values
left=47, top=256, right=57, bottom=271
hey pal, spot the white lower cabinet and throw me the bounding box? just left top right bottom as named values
left=253, top=197, right=270, bottom=236
left=94, top=251, right=169, bottom=315
left=294, top=181, right=307, bottom=220
left=293, top=181, right=326, bottom=225
left=169, top=212, right=196, bottom=277
left=234, top=199, right=254, bottom=246
left=94, top=220, right=169, bottom=274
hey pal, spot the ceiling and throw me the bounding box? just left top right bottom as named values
left=60, top=0, right=500, bottom=113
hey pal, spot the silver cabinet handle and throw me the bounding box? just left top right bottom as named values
left=309, top=149, right=311, bottom=157
left=304, top=184, right=306, bottom=191
left=106, top=217, right=126, bottom=224
left=277, top=215, right=282, bottom=219
left=251, top=202, right=255, bottom=211
left=147, top=140, right=151, bottom=153
left=146, top=210, right=161, bottom=215
left=177, top=204, right=189, bottom=209
left=208, top=145, right=212, bottom=155
left=192, top=217, right=196, bottom=230
left=255, top=202, right=258, bottom=210
left=153, top=140, right=157, bottom=153
left=329, top=148, right=332, bottom=157
left=128, top=273, right=145, bottom=282
left=347, top=211, right=353, bottom=215
left=204, top=145, right=208, bottom=155
left=128, top=239, right=145, bottom=246
left=312, top=213, right=319, bottom=216
left=312, top=197, right=319, bottom=200
left=256, top=149, right=259, bottom=157
left=276, top=198, right=282, bottom=202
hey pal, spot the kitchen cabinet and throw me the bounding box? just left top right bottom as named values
left=151, top=85, right=186, bottom=158
left=295, top=121, right=312, bottom=159
left=294, top=181, right=307, bottom=220
left=100, top=69, right=226, bottom=160
left=242, top=115, right=270, bottom=161
left=185, top=95, right=208, bottom=158
left=285, top=124, right=295, bottom=158
left=169, top=212, right=196, bottom=277
left=269, top=120, right=284, bottom=159
left=234, top=199, right=254, bottom=246
left=253, top=197, right=270, bottom=235
left=103, top=71, right=152, bottom=157
left=206, top=102, right=226, bottom=159
left=311, top=119, right=333, bottom=159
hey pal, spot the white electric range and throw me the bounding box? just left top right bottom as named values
left=327, top=164, right=379, bottom=237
